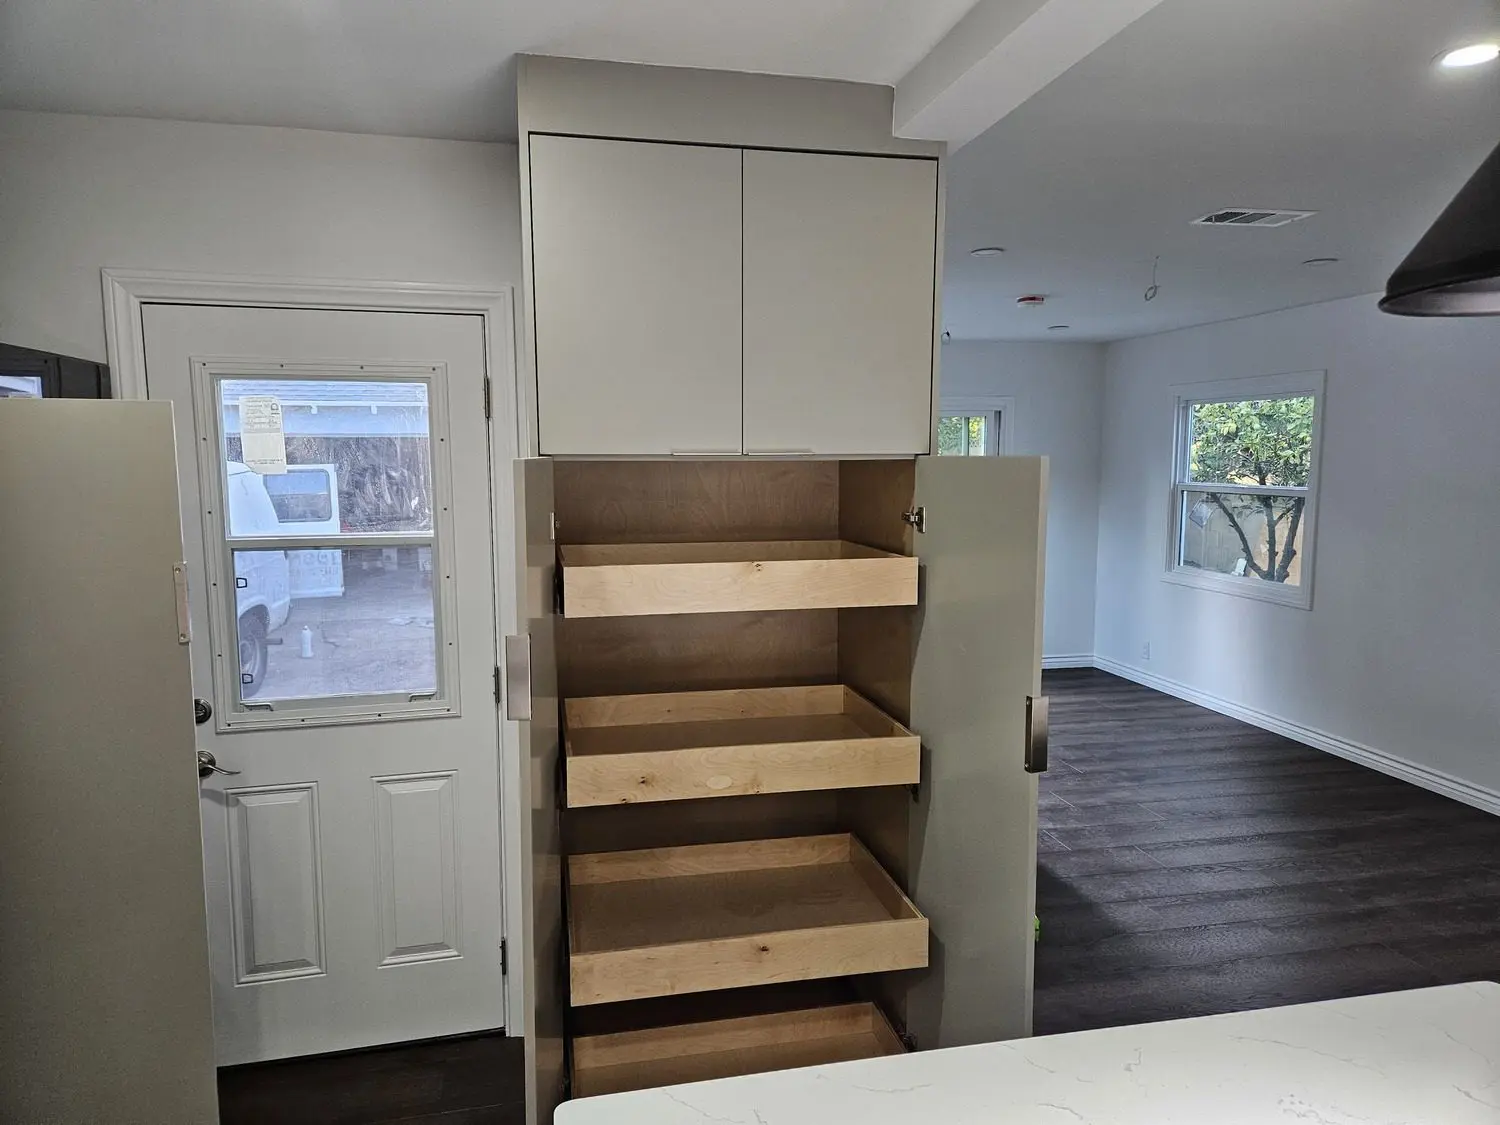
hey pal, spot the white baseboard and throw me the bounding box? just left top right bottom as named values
left=1042, top=653, right=1096, bottom=670
left=1091, top=654, right=1500, bottom=818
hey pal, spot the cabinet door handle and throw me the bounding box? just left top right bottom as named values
left=503, top=635, right=533, bottom=721
left=1025, top=695, right=1049, bottom=774
left=744, top=448, right=815, bottom=456
left=670, top=449, right=742, bottom=457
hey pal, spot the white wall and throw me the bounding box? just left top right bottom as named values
left=1096, top=294, right=1500, bottom=808
left=0, top=111, right=522, bottom=362
left=940, top=340, right=1106, bottom=663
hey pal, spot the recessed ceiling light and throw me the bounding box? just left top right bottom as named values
left=1047, top=325, right=1070, bottom=331
left=1439, top=42, right=1500, bottom=68
left=970, top=246, right=1006, bottom=256
left=1303, top=257, right=1341, bottom=267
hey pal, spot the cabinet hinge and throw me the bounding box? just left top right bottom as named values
left=898, top=1028, right=918, bottom=1052
left=902, top=507, right=927, bottom=534
left=482, top=376, right=492, bottom=420
left=493, top=665, right=502, bottom=705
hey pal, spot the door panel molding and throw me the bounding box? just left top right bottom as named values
left=373, top=771, right=462, bottom=967
left=225, top=783, right=327, bottom=984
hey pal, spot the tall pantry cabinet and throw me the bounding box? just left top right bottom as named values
left=510, top=57, right=1048, bottom=1125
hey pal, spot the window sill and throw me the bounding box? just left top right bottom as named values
left=1162, top=566, right=1312, bottom=610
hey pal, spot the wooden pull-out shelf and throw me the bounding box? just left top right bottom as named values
left=567, top=834, right=928, bottom=1006
left=558, top=540, right=917, bottom=618
left=564, top=685, right=919, bottom=807
left=571, top=1002, right=906, bottom=1098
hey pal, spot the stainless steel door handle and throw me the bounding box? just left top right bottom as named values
left=197, top=749, right=241, bottom=779
left=1025, top=695, right=1049, bottom=774
left=503, top=634, right=533, bottom=721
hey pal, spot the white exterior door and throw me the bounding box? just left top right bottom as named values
left=143, top=304, right=507, bottom=1064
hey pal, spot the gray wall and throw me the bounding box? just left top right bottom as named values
left=1095, top=293, right=1500, bottom=810
left=0, top=110, right=522, bottom=361
left=939, top=340, right=1107, bottom=663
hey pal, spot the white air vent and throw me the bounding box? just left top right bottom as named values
left=1193, top=208, right=1317, bottom=228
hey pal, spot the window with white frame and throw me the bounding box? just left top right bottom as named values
left=196, top=364, right=462, bottom=727
left=1167, top=373, right=1324, bottom=608
left=937, top=398, right=1012, bottom=456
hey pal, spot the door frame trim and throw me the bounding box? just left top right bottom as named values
left=102, top=268, right=531, bottom=1037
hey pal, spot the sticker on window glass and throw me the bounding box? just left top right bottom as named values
left=240, top=396, right=287, bottom=475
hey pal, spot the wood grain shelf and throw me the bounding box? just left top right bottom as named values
left=571, top=1002, right=906, bottom=1098
left=558, top=540, right=917, bottom=618
left=564, top=685, right=920, bottom=808
left=567, top=834, right=928, bottom=1006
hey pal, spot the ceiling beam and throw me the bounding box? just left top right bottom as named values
left=895, top=0, right=1170, bottom=148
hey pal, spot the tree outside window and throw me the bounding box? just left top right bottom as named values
left=937, top=410, right=1003, bottom=456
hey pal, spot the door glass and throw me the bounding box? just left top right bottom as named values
left=207, top=373, right=453, bottom=719
left=233, top=546, right=438, bottom=702
left=219, top=378, right=434, bottom=535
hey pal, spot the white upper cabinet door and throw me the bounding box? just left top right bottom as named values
left=529, top=136, right=744, bottom=455
left=742, top=150, right=939, bottom=456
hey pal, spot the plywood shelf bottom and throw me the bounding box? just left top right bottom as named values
left=567, top=833, right=928, bottom=1006
left=571, top=1002, right=906, bottom=1098
left=564, top=684, right=919, bottom=806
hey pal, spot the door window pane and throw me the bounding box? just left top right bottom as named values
left=233, top=546, right=438, bottom=703
left=220, top=379, right=434, bottom=535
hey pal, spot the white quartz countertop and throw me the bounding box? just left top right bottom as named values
left=556, top=982, right=1500, bottom=1124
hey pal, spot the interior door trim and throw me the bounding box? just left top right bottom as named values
left=102, top=268, right=531, bottom=1036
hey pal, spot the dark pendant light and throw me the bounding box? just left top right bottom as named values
left=1381, top=141, right=1500, bottom=316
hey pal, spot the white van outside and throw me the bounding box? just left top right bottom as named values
left=224, top=461, right=344, bottom=696
left=260, top=464, right=345, bottom=599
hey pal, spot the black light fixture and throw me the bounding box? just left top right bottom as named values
left=1381, top=141, right=1500, bottom=315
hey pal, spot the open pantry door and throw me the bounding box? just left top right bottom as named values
left=509, top=458, right=566, bottom=1125
left=906, top=455, right=1047, bottom=1049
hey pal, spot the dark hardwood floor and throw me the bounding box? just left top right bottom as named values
left=1035, top=668, right=1500, bottom=1035
left=219, top=668, right=1500, bottom=1118
left=217, top=1033, right=524, bottom=1125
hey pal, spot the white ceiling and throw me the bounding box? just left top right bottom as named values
left=4, top=0, right=1498, bottom=343
left=0, top=0, right=977, bottom=142
left=942, top=0, right=1500, bottom=341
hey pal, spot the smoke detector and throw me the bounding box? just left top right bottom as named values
left=1016, top=294, right=1048, bottom=308
left=1193, top=208, right=1317, bottom=228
